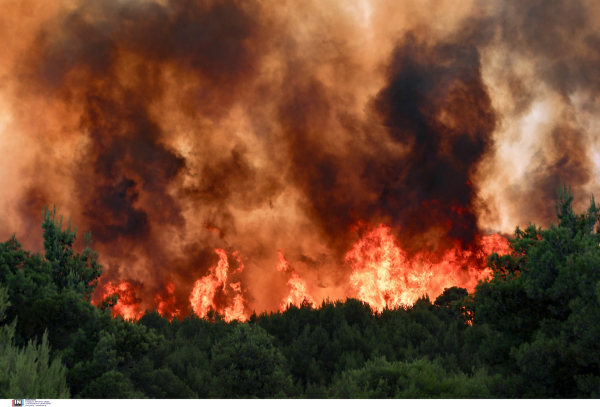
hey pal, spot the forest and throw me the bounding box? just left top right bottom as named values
left=1, top=187, right=600, bottom=398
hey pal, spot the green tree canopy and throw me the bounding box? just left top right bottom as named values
left=472, top=186, right=600, bottom=397
left=0, top=283, right=70, bottom=398
left=42, top=206, right=103, bottom=301
left=209, top=323, right=296, bottom=398
left=329, top=356, right=496, bottom=398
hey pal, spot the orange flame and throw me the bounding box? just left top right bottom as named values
left=223, top=282, right=247, bottom=322
left=98, top=280, right=144, bottom=321
left=95, top=229, right=508, bottom=320
left=189, top=248, right=248, bottom=321
left=346, top=225, right=510, bottom=311
left=277, top=250, right=315, bottom=311
left=479, top=233, right=512, bottom=257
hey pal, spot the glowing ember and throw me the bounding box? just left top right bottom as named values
left=277, top=250, right=315, bottom=311
left=346, top=225, right=510, bottom=311
left=189, top=248, right=248, bottom=321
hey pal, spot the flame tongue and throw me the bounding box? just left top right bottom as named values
left=189, top=248, right=248, bottom=322
left=223, top=282, right=246, bottom=322
left=346, top=225, right=419, bottom=310
left=278, top=250, right=315, bottom=311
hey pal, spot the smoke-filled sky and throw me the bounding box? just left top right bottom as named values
left=1, top=0, right=599, bottom=315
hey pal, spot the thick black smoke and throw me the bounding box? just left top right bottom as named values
left=281, top=27, right=497, bottom=257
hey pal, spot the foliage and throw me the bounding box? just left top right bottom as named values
left=209, top=323, right=296, bottom=398
left=0, top=212, right=160, bottom=399
left=472, top=185, right=600, bottom=397
left=329, top=357, right=496, bottom=398
left=0, top=283, right=70, bottom=398
left=42, top=206, right=103, bottom=301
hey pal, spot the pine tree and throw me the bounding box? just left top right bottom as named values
left=42, top=206, right=102, bottom=301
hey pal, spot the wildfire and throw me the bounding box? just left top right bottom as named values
left=1, top=0, right=591, bottom=331
left=189, top=248, right=248, bottom=322
left=277, top=250, right=315, bottom=311
left=346, top=225, right=510, bottom=311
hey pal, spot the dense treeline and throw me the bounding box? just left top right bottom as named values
left=1, top=187, right=600, bottom=398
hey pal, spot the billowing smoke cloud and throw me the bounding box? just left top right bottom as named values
left=476, top=0, right=600, bottom=229
left=1, top=0, right=599, bottom=315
